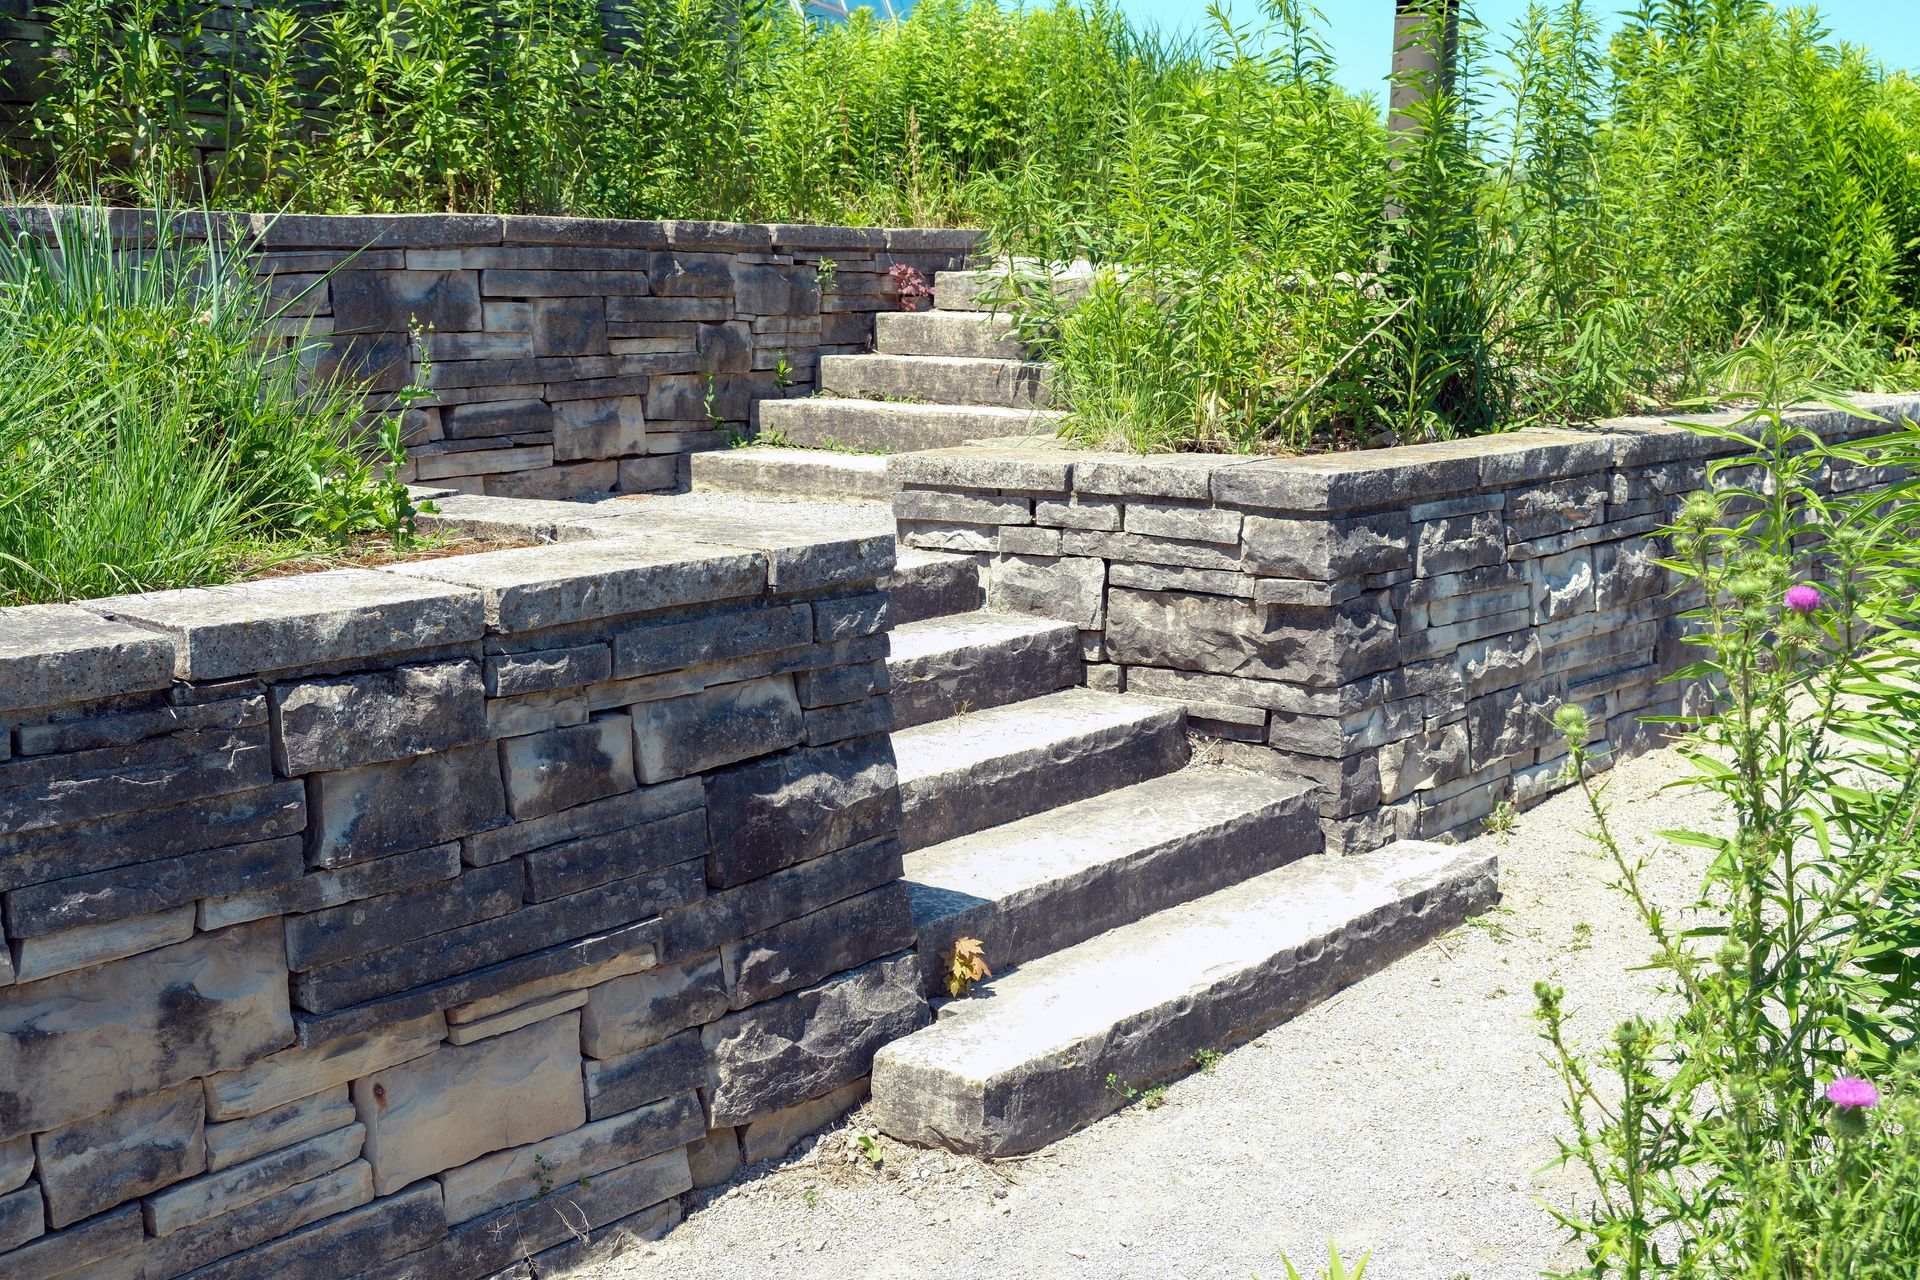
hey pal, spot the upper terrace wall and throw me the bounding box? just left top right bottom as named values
left=0, top=498, right=922, bottom=1279
left=3, top=206, right=983, bottom=499
left=886, top=396, right=1920, bottom=854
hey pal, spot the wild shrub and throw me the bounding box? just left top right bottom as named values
left=0, top=206, right=421, bottom=604
left=1538, top=337, right=1920, bottom=1277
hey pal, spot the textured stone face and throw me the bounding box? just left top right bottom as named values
left=986, top=554, right=1106, bottom=630
left=630, top=675, right=803, bottom=784
left=203, top=1011, right=447, bottom=1122
left=1242, top=513, right=1411, bottom=579
left=701, top=736, right=900, bottom=889
left=353, top=1014, right=586, bottom=1196
left=438, top=1092, right=702, bottom=1223
left=306, top=742, right=507, bottom=868
left=0, top=921, right=292, bottom=1141
left=500, top=715, right=637, bottom=819
left=33, top=1080, right=205, bottom=1227
left=1106, top=588, right=1399, bottom=687
left=581, top=954, right=729, bottom=1059
left=702, top=953, right=929, bottom=1127
left=270, top=661, right=487, bottom=775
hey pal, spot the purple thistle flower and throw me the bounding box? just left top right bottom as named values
left=1827, top=1076, right=1880, bottom=1110
left=1784, top=584, right=1823, bottom=615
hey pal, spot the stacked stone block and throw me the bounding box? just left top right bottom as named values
left=0, top=512, right=927, bottom=1278
left=888, top=397, right=1919, bottom=854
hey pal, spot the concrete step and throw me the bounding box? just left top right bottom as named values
left=870, top=840, right=1499, bottom=1156
left=934, top=265, right=1097, bottom=313
left=887, top=611, right=1080, bottom=731
left=886, top=549, right=982, bottom=626
left=906, top=768, right=1321, bottom=998
left=819, top=354, right=1052, bottom=409
left=874, top=310, right=1027, bottom=360
left=756, top=397, right=1064, bottom=453
left=892, top=687, right=1187, bottom=853
left=689, top=446, right=895, bottom=502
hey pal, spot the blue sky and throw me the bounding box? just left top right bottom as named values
left=1107, top=2, right=1920, bottom=102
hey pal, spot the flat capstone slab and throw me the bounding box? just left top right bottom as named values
left=382, top=535, right=768, bottom=632
left=83, top=570, right=484, bottom=681
left=0, top=604, right=174, bottom=714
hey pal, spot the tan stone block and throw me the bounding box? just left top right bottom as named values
left=354, top=1014, right=585, bottom=1196
left=445, top=990, right=588, bottom=1045
left=11, top=904, right=197, bottom=984
left=739, top=1077, right=867, bottom=1164
left=0, top=921, right=292, bottom=1141
left=203, top=1010, right=446, bottom=1122
left=35, top=1080, right=205, bottom=1228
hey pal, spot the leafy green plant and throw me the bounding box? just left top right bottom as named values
left=1278, top=1242, right=1370, bottom=1280
left=0, top=204, right=414, bottom=604
left=1537, top=340, right=1920, bottom=1277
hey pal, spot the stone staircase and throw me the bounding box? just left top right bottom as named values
left=679, top=267, right=1498, bottom=1158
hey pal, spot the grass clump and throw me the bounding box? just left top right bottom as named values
left=0, top=206, right=423, bottom=605
left=11, top=0, right=1920, bottom=452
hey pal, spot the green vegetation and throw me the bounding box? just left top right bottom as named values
left=16, top=1, right=1920, bottom=452
left=1539, top=340, right=1920, bottom=1277
left=0, top=206, right=428, bottom=606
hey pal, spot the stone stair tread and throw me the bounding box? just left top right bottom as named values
left=874, top=310, right=1026, bottom=360
left=870, top=840, right=1499, bottom=1154
left=887, top=610, right=1077, bottom=665
left=757, top=397, right=1064, bottom=452
left=818, top=354, right=1052, bottom=409
left=905, top=767, right=1321, bottom=991
left=689, top=446, right=895, bottom=502
left=892, top=688, right=1187, bottom=852
left=885, top=610, right=1081, bottom=731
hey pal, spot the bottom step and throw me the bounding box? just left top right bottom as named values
left=869, top=841, right=1498, bottom=1156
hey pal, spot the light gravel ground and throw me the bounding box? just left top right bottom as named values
left=585, top=747, right=1723, bottom=1280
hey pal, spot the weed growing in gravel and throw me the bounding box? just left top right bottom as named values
left=1536, top=338, right=1920, bottom=1277
left=1193, top=1048, right=1223, bottom=1074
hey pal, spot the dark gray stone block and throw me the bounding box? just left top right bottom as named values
left=293, top=868, right=692, bottom=1012
left=664, top=835, right=903, bottom=961
left=307, top=742, right=506, bottom=869
left=462, top=778, right=703, bottom=867
left=580, top=954, right=728, bottom=1058
left=0, top=722, right=272, bottom=838
left=271, top=660, right=487, bottom=775
left=701, top=736, right=900, bottom=889
left=500, top=716, right=637, bottom=820
left=630, top=675, right=803, bottom=784
left=292, top=919, right=659, bottom=1047
left=33, top=1080, right=204, bottom=1227
left=723, top=883, right=916, bottom=1008
left=484, top=643, right=613, bottom=697
left=442, top=398, right=554, bottom=440
left=179, top=1179, right=443, bottom=1280
left=4, top=834, right=299, bottom=937
left=285, top=862, right=524, bottom=972
left=0, top=1201, right=143, bottom=1280
left=332, top=269, right=481, bottom=332
left=13, top=690, right=258, bottom=757
left=609, top=602, right=811, bottom=680
left=703, top=953, right=928, bottom=1127
left=1242, top=514, right=1411, bottom=579
left=583, top=1029, right=706, bottom=1121
left=522, top=808, right=707, bottom=902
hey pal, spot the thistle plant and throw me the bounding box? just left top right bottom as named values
left=1538, top=339, right=1920, bottom=1278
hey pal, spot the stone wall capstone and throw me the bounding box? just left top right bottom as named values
left=0, top=495, right=925, bottom=1278
left=885, top=395, right=1920, bottom=854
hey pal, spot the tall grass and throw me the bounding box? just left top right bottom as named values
left=0, top=207, right=395, bottom=604
left=11, top=0, right=1920, bottom=450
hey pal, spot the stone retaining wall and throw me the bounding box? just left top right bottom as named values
left=0, top=502, right=925, bottom=1278
left=5, top=206, right=982, bottom=498
left=888, top=396, right=1919, bottom=854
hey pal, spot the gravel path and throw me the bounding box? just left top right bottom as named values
left=584, top=747, right=1722, bottom=1280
